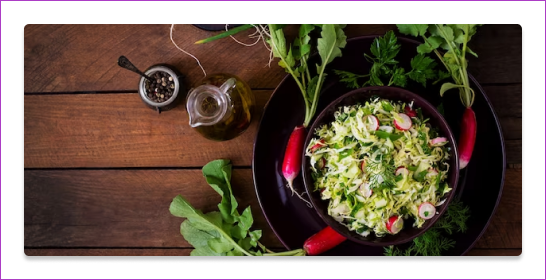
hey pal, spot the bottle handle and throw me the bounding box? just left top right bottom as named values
left=219, top=78, right=236, bottom=95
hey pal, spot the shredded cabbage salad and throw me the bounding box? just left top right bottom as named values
left=306, top=97, right=452, bottom=237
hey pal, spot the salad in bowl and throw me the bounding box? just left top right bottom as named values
left=302, top=87, right=458, bottom=245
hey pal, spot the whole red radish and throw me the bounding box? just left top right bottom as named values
left=459, top=107, right=477, bottom=169
left=303, top=226, right=347, bottom=256
left=282, top=126, right=306, bottom=191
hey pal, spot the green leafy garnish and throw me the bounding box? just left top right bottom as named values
left=268, top=24, right=347, bottom=127
left=384, top=200, right=470, bottom=256
left=397, top=24, right=481, bottom=108
left=170, top=159, right=305, bottom=256
left=335, top=31, right=443, bottom=89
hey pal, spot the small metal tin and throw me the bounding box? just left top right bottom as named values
left=138, top=64, right=185, bottom=113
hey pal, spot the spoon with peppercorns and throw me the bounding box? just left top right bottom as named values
left=117, top=56, right=154, bottom=82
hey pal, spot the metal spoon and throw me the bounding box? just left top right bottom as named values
left=117, top=56, right=154, bottom=82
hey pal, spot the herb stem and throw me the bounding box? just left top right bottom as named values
left=263, top=248, right=306, bottom=256
left=307, top=38, right=338, bottom=126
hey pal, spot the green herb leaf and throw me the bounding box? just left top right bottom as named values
left=390, top=67, right=407, bottom=87
left=397, top=24, right=429, bottom=37
left=180, top=220, right=219, bottom=248
left=203, top=159, right=239, bottom=224
left=334, top=70, right=367, bottom=89
left=293, top=24, right=315, bottom=61
left=440, top=82, right=465, bottom=97
left=239, top=206, right=254, bottom=231
left=413, top=169, right=428, bottom=182
left=416, top=36, right=443, bottom=54
left=375, top=131, right=404, bottom=141
left=437, top=103, right=445, bottom=116
left=208, top=237, right=235, bottom=253
left=316, top=24, right=347, bottom=75
left=249, top=230, right=262, bottom=247
left=230, top=223, right=248, bottom=240
left=407, top=54, right=438, bottom=87
left=384, top=201, right=470, bottom=256
left=190, top=246, right=223, bottom=256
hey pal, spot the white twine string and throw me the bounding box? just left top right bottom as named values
left=226, top=24, right=261, bottom=47
left=170, top=24, right=207, bottom=77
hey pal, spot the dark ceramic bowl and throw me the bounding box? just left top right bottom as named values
left=301, top=86, right=460, bottom=246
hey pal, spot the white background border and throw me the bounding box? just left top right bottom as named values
left=2, top=1, right=544, bottom=279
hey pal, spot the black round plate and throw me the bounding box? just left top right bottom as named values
left=252, top=35, right=506, bottom=256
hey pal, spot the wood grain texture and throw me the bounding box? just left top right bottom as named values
left=24, top=248, right=521, bottom=256
left=466, top=24, right=522, bottom=84
left=24, top=90, right=269, bottom=168
left=24, top=86, right=521, bottom=168
left=24, top=169, right=284, bottom=248
left=24, top=24, right=521, bottom=93
left=24, top=169, right=520, bottom=250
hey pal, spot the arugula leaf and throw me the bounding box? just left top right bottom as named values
left=238, top=206, right=254, bottom=231
left=203, top=159, right=239, bottom=224
left=171, top=159, right=307, bottom=256
left=208, top=238, right=235, bottom=253
left=306, top=24, right=347, bottom=120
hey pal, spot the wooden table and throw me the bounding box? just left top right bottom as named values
left=24, top=24, right=521, bottom=256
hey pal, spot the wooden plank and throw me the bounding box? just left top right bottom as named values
left=466, top=249, right=521, bottom=256
left=506, top=140, right=521, bottom=165
left=474, top=169, right=521, bottom=249
left=466, top=24, right=522, bottom=84
left=24, top=24, right=521, bottom=93
left=24, top=86, right=521, bottom=168
left=24, top=168, right=520, bottom=250
left=482, top=85, right=521, bottom=118
left=25, top=248, right=194, bottom=256
left=24, top=169, right=284, bottom=248
left=24, top=90, right=269, bottom=168
left=25, top=248, right=522, bottom=256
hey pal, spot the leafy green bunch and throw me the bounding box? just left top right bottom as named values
left=169, top=159, right=305, bottom=256
left=335, top=31, right=445, bottom=89
left=268, top=24, right=347, bottom=127
left=397, top=24, right=481, bottom=108
left=384, top=200, right=471, bottom=256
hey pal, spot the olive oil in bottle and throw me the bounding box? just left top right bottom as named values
left=186, top=73, right=255, bottom=141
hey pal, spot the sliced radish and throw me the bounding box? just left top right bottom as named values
left=317, top=157, right=326, bottom=170
left=395, top=166, right=409, bottom=177
left=430, top=137, right=448, bottom=146
left=426, top=168, right=439, bottom=178
left=404, top=106, right=417, bottom=118
left=386, top=216, right=404, bottom=234
left=360, top=159, right=366, bottom=173
left=394, top=113, right=412, bottom=131
left=364, top=115, right=379, bottom=131
left=418, top=202, right=436, bottom=220
left=358, top=182, right=372, bottom=198
left=310, top=139, right=326, bottom=153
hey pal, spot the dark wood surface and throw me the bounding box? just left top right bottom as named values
left=24, top=24, right=522, bottom=256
